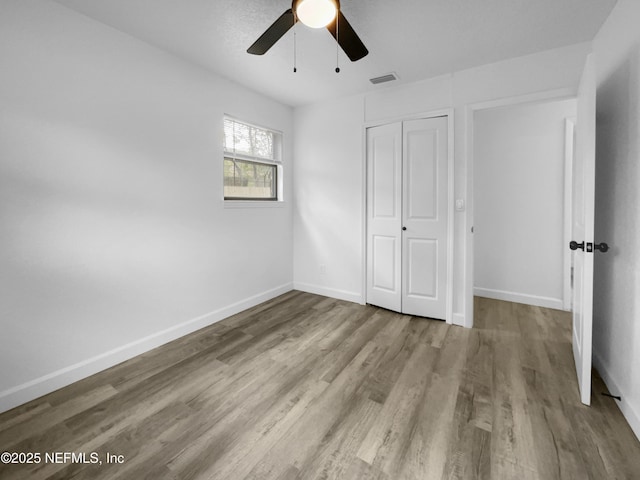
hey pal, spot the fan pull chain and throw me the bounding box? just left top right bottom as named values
left=335, top=14, right=340, bottom=73
left=293, top=18, right=297, bottom=73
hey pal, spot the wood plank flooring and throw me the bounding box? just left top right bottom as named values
left=1, top=292, right=639, bottom=479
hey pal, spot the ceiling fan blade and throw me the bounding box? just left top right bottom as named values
left=247, top=9, right=296, bottom=55
left=326, top=11, right=369, bottom=62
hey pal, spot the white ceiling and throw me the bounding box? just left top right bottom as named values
left=52, top=0, right=616, bottom=107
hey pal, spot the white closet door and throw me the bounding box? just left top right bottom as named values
left=366, top=117, right=448, bottom=319
left=366, top=122, right=403, bottom=312
left=401, top=117, right=448, bottom=319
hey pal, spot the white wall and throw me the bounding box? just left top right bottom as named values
left=0, top=0, right=293, bottom=412
left=293, top=42, right=590, bottom=326
left=473, top=99, right=576, bottom=309
left=293, top=95, right=365, bottom=303
left=591, top=0, right=640, bottom=440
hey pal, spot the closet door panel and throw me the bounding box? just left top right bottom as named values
left=402, top=117, right=448, bottom=319
left=366, top=122, right=402, bottom=312
left=407, top=238, right=438, bottom=298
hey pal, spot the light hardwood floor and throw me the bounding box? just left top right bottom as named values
left=1, top=292, right=639, bottom=479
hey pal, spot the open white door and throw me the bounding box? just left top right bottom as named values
left=571, top=54, right=596, bottom=406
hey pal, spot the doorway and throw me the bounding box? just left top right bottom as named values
left=472, top=98, right=577, bottom=311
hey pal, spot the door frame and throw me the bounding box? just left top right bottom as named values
left=464, top=88, right=577, bottom=328
left=563, top=117, right=576, bottom=311
left=361, top=108, right=455, bottom=324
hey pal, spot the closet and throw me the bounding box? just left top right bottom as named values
left=366, top=116, right=449, bottom=320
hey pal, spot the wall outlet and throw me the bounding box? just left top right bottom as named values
left=319, top=263, right=327, bottom=275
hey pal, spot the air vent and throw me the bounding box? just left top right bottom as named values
left=369, top=73, right=398, bottom=85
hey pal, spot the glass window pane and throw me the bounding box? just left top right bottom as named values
left=224, top=158, right=276, bottom=200
left=224, top=118, right=274, bottom=161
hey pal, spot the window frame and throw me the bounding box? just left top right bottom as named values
left=223, top=116, right=283, bottom=203
left=223, top=157, right=278, bottom=202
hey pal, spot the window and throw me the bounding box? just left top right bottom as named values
left=223, top=117, right=282, bottom=201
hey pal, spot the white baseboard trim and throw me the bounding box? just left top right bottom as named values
left=593, top=350, right=640, bottom=442
left=0, top=282, right=294, bottom=415
left=474, top=287, right=564, bottom=310
left=293, top=282, right=363, bottom=305
left=452, top=312, right=469, bottom=328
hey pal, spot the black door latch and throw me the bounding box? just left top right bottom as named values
left=570, top=241, right=609, bottom=253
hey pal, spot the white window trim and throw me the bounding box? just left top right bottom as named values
left=223, top=200, right=285, bottom=209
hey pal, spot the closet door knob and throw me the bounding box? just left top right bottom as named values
left=402, top=227, right=407, bottom=231
left=570, top=241, right=584, bottom=251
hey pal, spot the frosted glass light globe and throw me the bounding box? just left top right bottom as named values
left=296, top=0, right=337, bottom=28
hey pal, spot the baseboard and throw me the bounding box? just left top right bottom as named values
left=0, top=282, right=294, bottom=415
left=452, top=312, right=469, bottom=328
left=293, top=282, right=363, bottom=305
left=593, top=350, right=640, bottom=442
left=474, top=287, right=564, bottom=310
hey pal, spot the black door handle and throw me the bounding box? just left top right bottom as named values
left=402, top=227, right=407, bottom=231
left=570, top=241, right=584, bottom=251
left=570, top=240, right=609, bottom=253
left=595, top=242, right=609, bottom=253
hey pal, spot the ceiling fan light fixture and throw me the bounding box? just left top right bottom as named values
left=295, top=0, right=337, bottom=28
left=247, top=0, right=367, bottom=62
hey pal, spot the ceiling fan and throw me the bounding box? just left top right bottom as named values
left=247, top=0, right=369, bottom=62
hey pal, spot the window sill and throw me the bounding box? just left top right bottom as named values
left=223, top=200, right=286, bottom=209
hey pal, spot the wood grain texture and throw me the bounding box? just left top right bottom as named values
left=1, top=293, right=639, bottom=479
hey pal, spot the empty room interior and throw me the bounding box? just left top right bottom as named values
left=1, top=0, right=640, bottom=479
